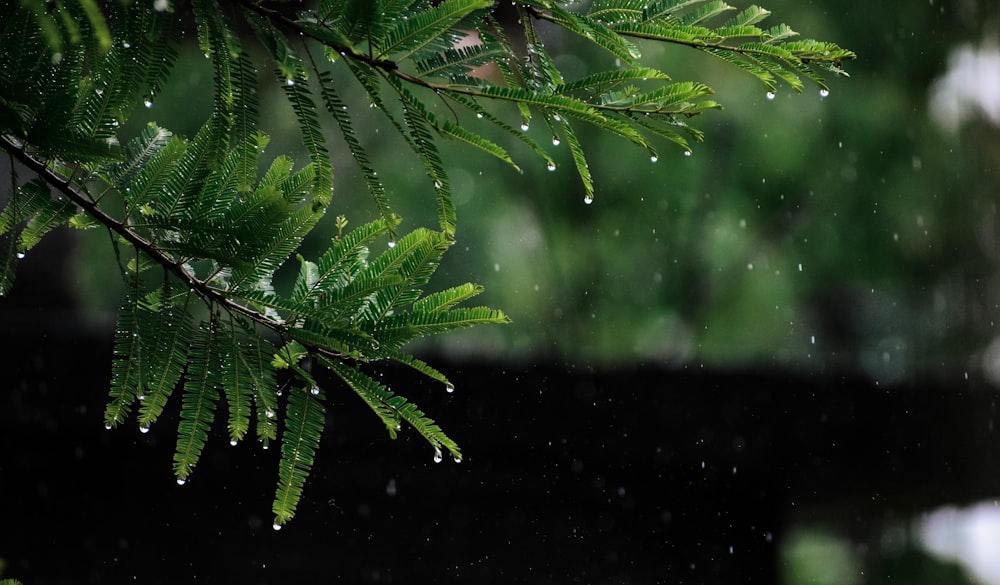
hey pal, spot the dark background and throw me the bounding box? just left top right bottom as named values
left=4, top=281, right=998, bottom=584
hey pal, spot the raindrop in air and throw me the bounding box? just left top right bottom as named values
left=765, top=91, right=776, bottom=100
left=546, top=162, right=556, bottom=171
left=139, top=425, right=150, bottom=434
left=819, top=88, right=830, bottom=98
left=583, top=195, right=594, bottom=205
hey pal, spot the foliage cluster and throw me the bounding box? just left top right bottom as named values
left=0, top=0, right=851, bottom=527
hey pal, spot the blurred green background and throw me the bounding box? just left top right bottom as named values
left=78, top=0, right=1000, bottom=382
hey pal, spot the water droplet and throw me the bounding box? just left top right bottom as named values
left=285, top=78, right=295, bottom=86
left=433, top=181, right=442, bottom=190
left=546, top=162, right=556, bottom=171
left=684, top=150, right=692, bottom=157
left=433, top=448, right=443, bottom=463
left=153, top=0, right=169, bottom=11
left=122, top=41, right=131, bottom=49
left=520, top=123, right=529, bottom=131
left=139, top=425, right=150, bottom=434
left=476, top=112, right=484, bottom=119
left=265, top=409, right=276, bottom=419
left=819, top=88, right=830, bottom=98
left=445, top=383, right=455, bottom=393
left=583, top=195, right=594, bottom=205
left=552, top=136, right=561, bottom=146
left=230, top=440, right=239, bottom=447
left=387, top=240, right=396, bottom=249
left=552, top=114, right=562, bottom=122
left=144, top=97, right=153, bottom=108
left=453, top=456, right=462, bottom=463
left=310, top=387, right=320, bottom=395
left=797, top=263, right=803, bottom=272
left=272, top=523, right=282, bottom=531
left=650, top=155, right=658, bottom=163
left=16, top=252, right=25, bottom=259
left=765, top=91, right=776, bottom=100
left=104, top=423, right=112, bottom=430
left=138, top=394, right=145, bottom=401
left=177, top=478, right=187, bottom=485
left=810, top=335, right=816, bottom=345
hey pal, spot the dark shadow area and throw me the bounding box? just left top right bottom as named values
left=4, top=319, right=998, bottom=584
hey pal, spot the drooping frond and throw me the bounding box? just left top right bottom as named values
left=136, top=286, right=195, bottom=429
left=173, top=321, right=223, bottom=482
left=272, top=386, right=326, bottom=527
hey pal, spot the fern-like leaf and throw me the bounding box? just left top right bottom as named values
left=272, top=386, right=326, bottom=527
left=173, top=321, right=223, bottom=482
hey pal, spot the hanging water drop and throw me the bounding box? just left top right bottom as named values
left=143, top=97, right=153, bottom=108
left=104, top=423, right=112, bottom=430
left=584, top=194, right=594, bottom=205
left=476, top=112, right=484, bottom=119
left=650, top=155, right=658, bottom=163
left=552, top=136, right=561, bottom=146
left=285, top=77, right=295, bottom=86
left=766, top=91, right=776, bottom=100
left=453, top=456, right=462, bottom=463
left=177, top=478, right=187, bottom=486
left=433, top=447, right=443, bottom=463
left=387, top=240, right=396, bottom=249
left=272, top=523, right=282, bottom=531
left=520, top=123, right=529, bottom=131
left=230, top=440, right=238, bottom=446
left=684, top=150, right=692, bottom=157
left=16, top=252, right=25, bottom=259
left=139, top=425, right=150, bottom=434
left=310, top=386, right=320, bottom=395
left=122, top=41, right=131, bottom=49
left=546, top=162, right=556, bottom=171
left=265, top=409, right=276, bottom=419
left=445, top=383, right=455, bottom=393
left=819, top=88, right=830, bottom=98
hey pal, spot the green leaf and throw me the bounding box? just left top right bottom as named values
left=173, top=321, right=223, bottom=482
left=272, top=386, right=325, bottom=527
left=377, top=0, right=492, bottom=60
